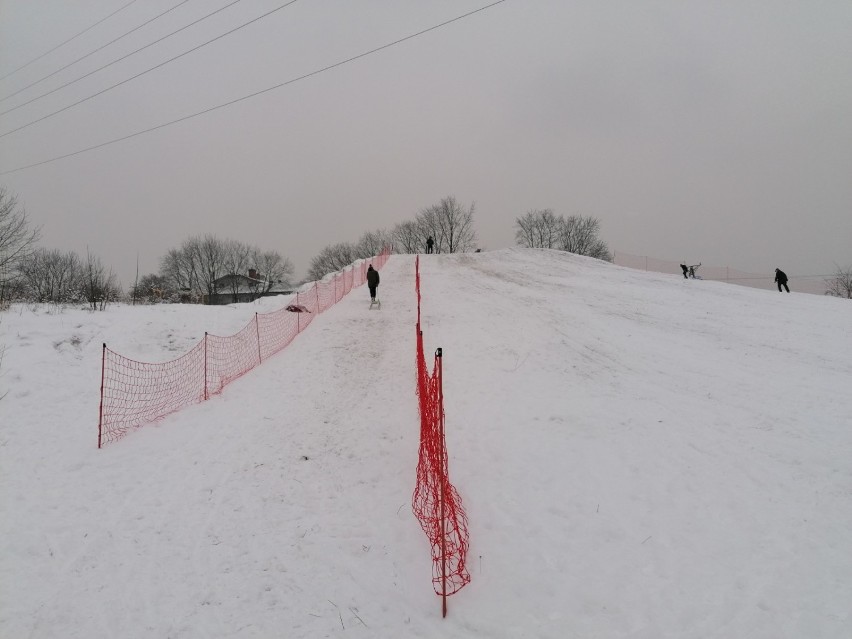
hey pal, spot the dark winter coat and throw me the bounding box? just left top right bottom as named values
left=775, top=269, right=788, bottom=284
left=367, top=267, right=380, bottom=288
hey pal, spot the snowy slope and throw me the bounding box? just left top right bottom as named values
left=1, top=249, right=850, bottom=638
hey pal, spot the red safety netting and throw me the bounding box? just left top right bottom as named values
left=613, top=250, right=829, bottom=295
left=411, top=255, right=470, bottom=613
left=98, top=249, right=390, bottom=447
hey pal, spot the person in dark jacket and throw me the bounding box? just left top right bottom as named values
left=366, top=264, right=380, bottom=302
left=775, top=268, right=790, bottom=293
left=426, top=236, right=434, bottom=254
left=680, top=263, right=689, bottom=279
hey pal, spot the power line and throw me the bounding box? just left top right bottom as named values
left=0, top=0, right=192, bottom=107
left=0, top=0, right=140, bottom=83
left=1, top=0, right=258, bottom=133
left=0, top=0, right=508, bottom=176
left=0, top=0, right=243, bottom=115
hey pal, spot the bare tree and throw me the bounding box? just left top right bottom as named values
left=515, top=210, right=611, bottom=260
left=194, top=234, right=228, bottom=299
left=16, top=248, right=82, bottom=303
left=160, top=247, right=192, bottom=295
left=307, top=242, right=356, bottom=281
left=419, top=196, right=477, bottom=253
left=82, top=249, right=120, bottom=310
left=515, top=209, right=561, bottom=249
left=415, top=206, right=442, bottom=253
left=515, top=210, right=540, bottom=248
left=354, top=229, right=392, bottom=260
left=159, top=235, right=295, bottom=303
left=131, top=273, right=173, bottom=303
left=558, top=215, right=607, bottom=259
left=251, top=249, right=294, bottom=294
left=1, top=188, right=41, bottom=304
left=158, top=234, right=223, bottom=301
left=825, top=265, right=852, bottom=299
left=392, top=220, right=422, bottom=254
left=222, top=239, right=253, bottom=303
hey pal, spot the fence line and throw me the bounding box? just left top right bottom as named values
left=613, top=250, right=828, bottom=295
left=97, top=249, right=390, bottom=447
left=412, top=255, right=470, bottom=617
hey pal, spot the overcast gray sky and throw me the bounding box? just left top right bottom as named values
left=1, top=0, right=850, bottom=287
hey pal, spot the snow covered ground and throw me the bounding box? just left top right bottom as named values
left=1, top=248, right=850, bottom=638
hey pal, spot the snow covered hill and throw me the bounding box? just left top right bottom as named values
left=1, top=248, right=850, bottom=638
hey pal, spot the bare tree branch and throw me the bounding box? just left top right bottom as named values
left=825, top=265, right=852, bottom=299
left=419, top=196, right=477, bottom=253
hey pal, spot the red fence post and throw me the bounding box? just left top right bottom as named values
left=315, top=282, right=319, bottom=312
left=436, top=347, right=447, bottom=618
left=255, top=313, right=262, bottom=363
left=98, top=343, right=106, bottom=449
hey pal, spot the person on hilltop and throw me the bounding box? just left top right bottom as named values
left=426, top=236, right=434, bottom=254
left=680, top=263, right=689, bottom=279
left=775, top=268, right=790, bottom=293
left=367, top=264, right=380, bottom=302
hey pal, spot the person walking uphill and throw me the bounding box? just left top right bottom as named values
left=775, top=268, right=790, bottom=293
left=367, top=264, right=380, bottom=302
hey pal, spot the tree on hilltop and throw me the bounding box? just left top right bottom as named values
left=419, top=196, right=477, bottom=254
left=515, top=209, right=561, bottom=249
left=825, top=265, right=852, bottom=299
left=515, top=209, right=611, bottom=261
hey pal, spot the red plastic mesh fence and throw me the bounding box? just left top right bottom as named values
left=98, top=249, right=389, bottom=447
left=411, top=255, right=471, bottom=612
left=613, top=250, right=829, bottom=295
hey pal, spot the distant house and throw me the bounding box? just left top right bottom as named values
left=205, top=268, right=293, bottom=305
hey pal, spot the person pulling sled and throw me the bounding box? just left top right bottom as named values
left=367, top=264, right=381, bottom=309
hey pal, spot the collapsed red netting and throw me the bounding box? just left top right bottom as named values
left=98, top=250, right=390, bottom=447
left=411, top=255, right=471, bottom=599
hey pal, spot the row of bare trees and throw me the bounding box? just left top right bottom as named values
left=14, top=248, right=120, bottom=309
left=307, top=196, right=478, bottom=280
left=3, top=184, right=850, bottom=308
left=514, top=209, right=612, bottom=260
left=393, top=196, right=478, bottom=255
left=307, top=230, right=394, bottom=282
left=2, top=188, right=120, bottom=308
left=153, top=235, right=294, bottom=303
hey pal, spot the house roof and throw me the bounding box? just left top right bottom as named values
left=212, top=273, right=293, bottom=294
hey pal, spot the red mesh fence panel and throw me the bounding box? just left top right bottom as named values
left=257, top=306, right=300, bottom=361
left=98, top=248, right=390, bottom=447
left=412, top=255, right=471, bottom=611
left=316, top=277, right=337, bottom=312
left=296, top=285, right=321, bottom=316
left=99, top=342, right=205, bottom=447
left=206, top=320, right=262, bottom=395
